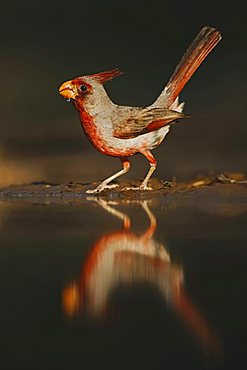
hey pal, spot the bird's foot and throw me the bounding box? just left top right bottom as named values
left=121, top=187, right=137, bottom=191
left=86, top=183, right=119, bottom=194
left=140, top=185, right=153, bottom=191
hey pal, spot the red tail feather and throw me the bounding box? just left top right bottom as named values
left=156, top=26, right=222, bottom=107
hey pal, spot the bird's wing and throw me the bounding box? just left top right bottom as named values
left=113, top=107, right=188, bottom=139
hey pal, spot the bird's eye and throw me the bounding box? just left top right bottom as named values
left=79, top=85, right=88, bottom=92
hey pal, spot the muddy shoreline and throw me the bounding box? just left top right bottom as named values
left=0, top=173, right=246, bottom=202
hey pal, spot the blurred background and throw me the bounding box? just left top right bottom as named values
left=0, top=0, right=246, bottom=186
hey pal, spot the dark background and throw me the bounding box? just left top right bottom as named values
left=0, top=0, right=246, bottom=185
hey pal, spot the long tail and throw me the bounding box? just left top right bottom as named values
left=154, top=26, right=222, bottom=108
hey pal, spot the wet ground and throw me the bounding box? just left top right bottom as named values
left=0, top=177, right=247, bottom=370
left=0, top=172, right=246, bottom=201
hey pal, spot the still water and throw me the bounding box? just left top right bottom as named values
left=0, top=185, right=247, bottom=370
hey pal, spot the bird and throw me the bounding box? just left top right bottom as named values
left=59, top=26, right=221, bottom=193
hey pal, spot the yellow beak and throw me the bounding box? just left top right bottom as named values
left=59, top=80, right=77, bottom=99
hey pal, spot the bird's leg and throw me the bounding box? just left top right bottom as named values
left=122, top=150, right=156, bottom=191
left=139, top=150, right=157, bottom=190
left=86, top=157, right=130, bottom=194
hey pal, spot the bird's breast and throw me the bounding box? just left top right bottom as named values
left=78, top=109, right=133, bottom=156
left=79, top=109, right=105, bottom=148
left=79, top=109, right=169, bottom=157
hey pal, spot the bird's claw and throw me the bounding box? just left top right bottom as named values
left=140, top=185, right=153, bottom=191
left=121, top=185, right=153, bottom=191
left=86, top=189, right=100, bottom=194
left=86, top=183, right=119, bottom=194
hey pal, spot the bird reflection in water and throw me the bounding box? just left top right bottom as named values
left=62, top=200, right=221, bottom=354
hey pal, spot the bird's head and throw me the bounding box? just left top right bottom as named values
left=59, top=68, right=123, bottom=105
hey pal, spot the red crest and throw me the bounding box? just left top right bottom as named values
left=89, top=68, right=123, bottom=83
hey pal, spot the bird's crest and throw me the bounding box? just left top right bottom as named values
left=89, top=68, right=123, bottom=83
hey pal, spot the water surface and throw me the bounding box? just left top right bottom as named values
left=0, top=186, right=247, bottom=370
